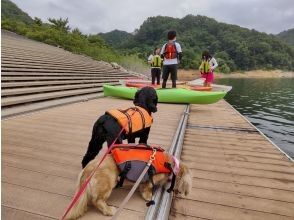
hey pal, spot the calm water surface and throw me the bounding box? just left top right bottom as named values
left=216, top=78, right=294, bottom=159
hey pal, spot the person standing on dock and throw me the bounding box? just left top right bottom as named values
left=199, top=50, right=218, bottom=87
left=160, top=30, right=183, bottom=88
left=148, top=48, right=162, bottom=85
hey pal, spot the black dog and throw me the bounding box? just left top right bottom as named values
left=82, top=87, right=158, bottom=168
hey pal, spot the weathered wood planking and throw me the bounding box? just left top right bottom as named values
left=2, top=97, right=185, bottom=220
left=170, top=100, right=294, bottom=220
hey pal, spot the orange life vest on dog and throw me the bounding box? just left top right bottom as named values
left=107, top=107, right=153, bottom=134
left=111, top=144, right=172, bottom=184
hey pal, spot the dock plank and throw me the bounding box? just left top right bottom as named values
left=177, top=188, right=294, bottom=217
left=2, top=206, right=55, bottom=220
left=2, top=98, right=185, bottom=220
left=190, top=178, right=294, bottom=203
left=172, top=199, right=293, bottom=220
left=170, top=100, right=294, bottom=220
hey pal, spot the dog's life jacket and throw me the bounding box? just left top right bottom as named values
left=107, top=107, right=153, bottom=134
left=111, top=144, right=172, bottom=184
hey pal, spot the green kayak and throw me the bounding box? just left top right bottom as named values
left=103, top=84, right=227, bottom=104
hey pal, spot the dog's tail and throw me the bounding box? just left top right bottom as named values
left=65, top=170, right=90, bottom=220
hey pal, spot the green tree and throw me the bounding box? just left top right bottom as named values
left=2, top=3, right=294, bottom=73
left=48, top=17, right=70, bottom=32
left=33, top=17, right=42, bottom=26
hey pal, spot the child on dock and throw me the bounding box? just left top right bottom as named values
left=199, top=50, right=218, bottom=87
left=148, top=48, right=162, bottom=85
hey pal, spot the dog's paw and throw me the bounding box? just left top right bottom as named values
left=107, top=206, right=117, bottom=216
left=141, top=191, right=152, bottom=201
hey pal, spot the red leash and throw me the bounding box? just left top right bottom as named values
left=61, top=108, right=140, bottom=220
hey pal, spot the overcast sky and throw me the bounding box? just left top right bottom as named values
left=11, top=0, right=294, bottom=34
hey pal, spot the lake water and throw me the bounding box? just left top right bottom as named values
left=216, top=78, right=294, bottom=159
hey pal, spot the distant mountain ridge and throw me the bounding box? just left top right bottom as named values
left=277, top=28, right=294, bottom=46
left=1, top=0, right=33, bottom=24
left=2, top=0, right=293, bottom=72
left=99, top=15, right=294, bottom=72
left=99, top=30, right=132, bottom=48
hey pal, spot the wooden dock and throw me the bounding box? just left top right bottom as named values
left=2, top=98, right=293, bottom=220
left=169, top=100, right=294, bottom=220
left=2, top=97, right=185, bottom=219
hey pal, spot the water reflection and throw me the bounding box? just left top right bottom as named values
left=216, top=78, right=294, bottom=158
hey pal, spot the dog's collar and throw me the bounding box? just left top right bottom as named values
left=172, top=156, right=180, bottom=175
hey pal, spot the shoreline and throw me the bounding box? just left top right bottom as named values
left=216, top=70, right=294, bottom=78
left=177, top=69, right=294, bottom=81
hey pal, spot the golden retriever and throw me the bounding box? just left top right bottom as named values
left=65, top=152, right=192, bottom=219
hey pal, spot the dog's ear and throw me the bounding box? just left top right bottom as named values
left=133, top=89, right=147, bottom=110
left=176, top=163, right=192, bottom=196
left=145, top=87, right=158, bottom=113
left=133, top=87, right=158, bottom=113
left=133, top=89, right=140, bottom=105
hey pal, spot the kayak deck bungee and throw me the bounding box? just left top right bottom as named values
left=121, top=79, right=186, bottom=86
left=125, top=82, right=160, bottom=88
left=125, top=82, right=212, bottom=91
left=189, top=85, right=212, bottom=91
left=103, top=84, right=227, bottom=104
left=122, top=79, right=231, bottom=92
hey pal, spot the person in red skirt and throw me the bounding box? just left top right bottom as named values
left=199, top=50, right=218, bottom=87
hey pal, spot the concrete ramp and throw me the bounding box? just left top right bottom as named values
left=1, top=30, right=134, bottom=118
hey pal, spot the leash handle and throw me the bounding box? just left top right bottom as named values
left=111, top=148, right=156, bottom=220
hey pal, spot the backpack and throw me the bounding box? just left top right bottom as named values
left=151, top=55, right=162, bottom=67
left=163, top=42, right=178, bottom=59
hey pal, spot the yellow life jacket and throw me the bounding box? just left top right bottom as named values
left=151, top=55, right=162, bottom=67
left=199, top=60, right=210, bottom=73
left=107, top=106, right=153, bottom=134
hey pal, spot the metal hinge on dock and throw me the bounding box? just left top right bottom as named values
left=145, top=105, right=190, bottom=220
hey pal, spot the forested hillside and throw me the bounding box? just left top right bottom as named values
left=100, top=15, right=294, bottom=73
left=277, top=28, right=294, bottom=46
left=1, top=0, right=33, bottom=24
left=2, top=0, right=293, bottom=73
left=1, top=0, right=146, bottom=70
left=99, top=30, right=133, bottom=49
